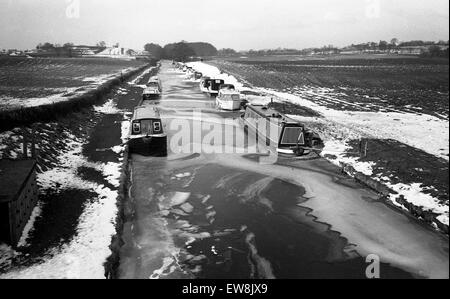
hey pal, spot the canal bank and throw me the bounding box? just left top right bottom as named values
left=0, top=62, right=159, bottom=278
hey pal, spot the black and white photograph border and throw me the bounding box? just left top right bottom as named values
left=0, top=0, right=448, bottom=282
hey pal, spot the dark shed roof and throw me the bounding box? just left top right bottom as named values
left=0, top=159, right=36, bottom=203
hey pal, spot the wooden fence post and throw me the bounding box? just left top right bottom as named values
left=31, top=126, right=36, bottom=158
left=22, top=128, right=28, bottom=159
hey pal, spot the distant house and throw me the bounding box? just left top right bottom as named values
left=92, top=47, right=138, bottom=60
left=340, top=47, right=361, bottom=55
left=134, top=50, right=152, bottom=60
left=68, top=45, right=104, bottom=57
left=398, top=46, right=429, bottom=55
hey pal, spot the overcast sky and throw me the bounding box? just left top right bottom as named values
left=1, top=0, right=449, bottom=51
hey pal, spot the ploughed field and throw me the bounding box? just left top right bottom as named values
left=0, top=57, right=146, bottom=110
left=210, top=56, right=449, bottom=119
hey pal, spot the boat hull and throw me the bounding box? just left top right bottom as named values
left=240, top=117, right=322, bottom=157
left=208, top=90, right=219, bottom=97
left=128, top=135, right=167, bottom=157
left=216, top=98, right=241, bottom=111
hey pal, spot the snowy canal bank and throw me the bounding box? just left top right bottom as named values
left=0, top=65, right=158, bottom=278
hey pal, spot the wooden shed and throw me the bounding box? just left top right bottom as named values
left=0, top=159, right=38, bottom=247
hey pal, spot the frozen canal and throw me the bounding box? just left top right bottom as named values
left=118, top=62, right=449, bottom=279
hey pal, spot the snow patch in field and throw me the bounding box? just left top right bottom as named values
left=321, top=140, right=375, bottom=176
left=94, top=98, right=122, bottom=114
left=0, top=88, right=79, bottom=109
left=387, top=183, right=449, bottom=217
left=81, top=73, right=116, bottom=84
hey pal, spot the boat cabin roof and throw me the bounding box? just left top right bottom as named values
left=219, top=84, right=235, bottom=90
left=0, top=159, right=36, bottom=203
left=219, top=89, right=240, bottom=95
left=133, top=106, right=161, bottom=120
left=247, top=105, right=300, bottom=124
left=148, top=78, right=160, bottom=84
left=143, top=87, right=159, bottom=94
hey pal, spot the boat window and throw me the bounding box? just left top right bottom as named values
left=281, top=127, right=304, bottom=145
left=132, top=122, right=141, bottom=134
left=231, top=95, right=240, bottom=101
left=140, top=120, right=153, bottom=135
left=153, top=121, right=161, bottom=132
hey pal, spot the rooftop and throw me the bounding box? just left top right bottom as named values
left=248, top=105, right=299, bottom=124
left=0, top=159, right=36, bottom=203
left=133, top=106, right=161, bottom=120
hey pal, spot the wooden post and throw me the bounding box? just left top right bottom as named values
left=364, top=140, right=368, bottom=157
left=31, top=126, right=36, bottom=158
left=359, top=140, right=363, bottom=157
left=22, top=128, right=28, bottom=159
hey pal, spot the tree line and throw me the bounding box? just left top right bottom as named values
left=215, top=39, right=449, bottom=58
left=36, top=41, right=109, bottom=51
left=144, top=41, right=218, bottom=61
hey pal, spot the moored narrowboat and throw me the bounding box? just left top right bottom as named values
left=208, top=79, right=225, bottom=97
left=216, top=88, right=241, bottom=111
left=241, top=104, right=323, bottom=156
left=142, top=87, right=161, bottom=101
left=200, top=77, right=212, bottom=93
left=194, top=72, right=203, bottom=80
left=148, top=76, right=163, bottom=92
left=128, top=106, right=167, bottom=156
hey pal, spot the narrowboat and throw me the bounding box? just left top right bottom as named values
left=142, top=86, right=161, bottom=101
left=241, top=104, right=324, bottom=156
left=128, top=106, right=167, bottom=156
left=216, top=87, right=241, bottom=111
left=199, top=77, right=212, bottom=93
left=148, top=76, right=163, bottom=92
left=207, top=79, right=225, bottom=97
left=194, top=72, right=203, bottom=80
